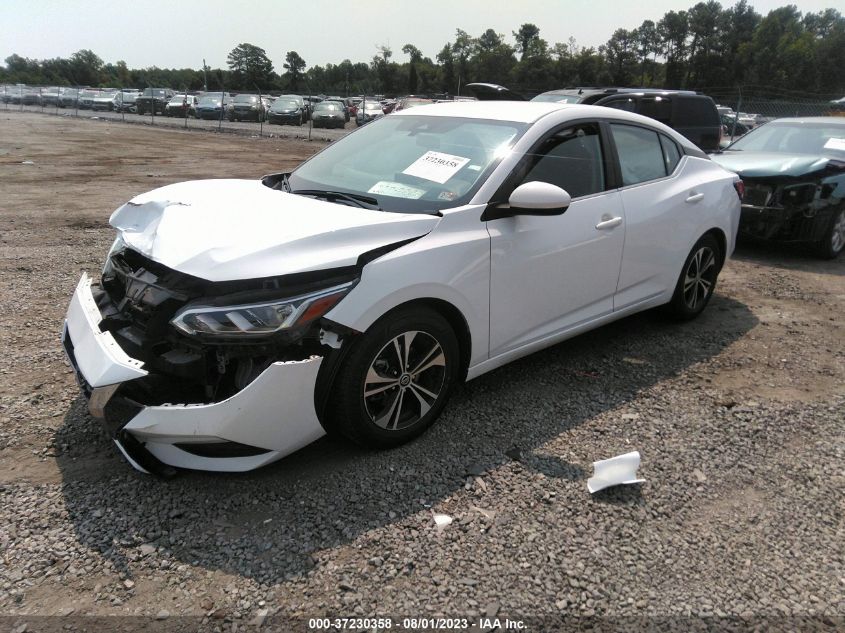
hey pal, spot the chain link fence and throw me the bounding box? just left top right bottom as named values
left=702, top=85, right=844, bottom=144
left=0, top=83, right=354, bottom=142
left=5, top=82, right=844, bottom=147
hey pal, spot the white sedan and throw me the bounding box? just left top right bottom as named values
left=62, top=102, right=741, bottom=474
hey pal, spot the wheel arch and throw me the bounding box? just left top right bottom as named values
left=314, top=297, right=472, bottom=424
left=702, top=227, right=728, bottom=270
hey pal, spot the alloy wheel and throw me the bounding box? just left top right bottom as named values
left=363, top=330, right=447, bottom=431
left=832, top=210, right=845, bottom=253
left=683, top=246, right=716, bottom=310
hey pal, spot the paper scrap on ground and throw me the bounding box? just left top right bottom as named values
left=433, top=513, right=453, bottom=531
left=367, top=180, right=426, bottom=199
left=402, top=151, right=470, bottom=184
left=824, top=137, right=845, bottom=152
left=587, top=450, right=645, bottom=494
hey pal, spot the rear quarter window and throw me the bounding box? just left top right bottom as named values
left=637, top=98, right=673, bottom=124
left=673, top=96, right=719, bottom=126
left=659, top=134, right=682, bottom=174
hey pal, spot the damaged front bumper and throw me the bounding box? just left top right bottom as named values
left=739, top=180, right=843, bottom=244
left=62, top=273, right=326, bottom=474
left=739, top=204, right=833, bottom=243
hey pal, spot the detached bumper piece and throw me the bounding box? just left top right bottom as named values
left=62, top=273, right=326, bottom=474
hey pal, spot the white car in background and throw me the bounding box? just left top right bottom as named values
left=62, top=102, right=741, bottom=475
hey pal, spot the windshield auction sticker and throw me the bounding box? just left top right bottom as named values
left=824, top=137, right=845, bottom=152
left=402, top=151, right=471, bottom=184
left=368, top=181, right=426, bottom=199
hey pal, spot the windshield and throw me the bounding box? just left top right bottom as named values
left=532, top=93, right=581, bottom=104
left=272, top=99, right=300, bottom=111
left=363, top=102, right=382, bottom=112
left=168, top=95, right=188, bottom=104
left=142, top=89, right=168, bottom=97
left=401, top=99, right=433, bottom=109
left=198, top=95, right=223, bottom=105
left=726, top=121, right=845, bottom=156
left=316, top=103, right=342, bottom=112
left=289, top=114, right=526, bottom=213
left=234, top=94, right=258, bottom=104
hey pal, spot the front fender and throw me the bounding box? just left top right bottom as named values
left=324, top=207, right=490, bottom=367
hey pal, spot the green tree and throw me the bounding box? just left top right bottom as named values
left=402, top=44, right=423, bottom=64
left=283, top=51, right=306, bottom=91
left=634, top=20, right=660, bottom=84
left=436, top=43, right=456, bottom=93
left=807, top=9, right=845, bottom=93
left=69, top=49, right=103, bottom=86
left=474, top=29, right=516, bottom=84
left=452, top=29, right=474, bottom=91
left=603, top=28, right=638, bottom=85
left=685, top=1, right=724, bottom=87
left=226, top=43, right=274, bottom=90
left=658, top=10, right=690, bottom=88
left=402, top=44, right=423, bottom=93
left=513, top=23, right=541, bottom=60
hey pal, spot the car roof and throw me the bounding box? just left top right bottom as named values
left=765, top=116, right=845, bottom=125
left=392, top=100, right=573, bottom=122
left=393, top=101, right=704, bottom=154
left=390, top=100, right=673, bottom=126
left=541, top=87, right=699, bottom=96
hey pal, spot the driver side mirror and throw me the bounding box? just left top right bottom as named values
left=484, top=181, right=572, bottom=221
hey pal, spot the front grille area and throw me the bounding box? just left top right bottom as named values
left=95, top=245, right=357, bottom=405
left=743, top=183, right=773, bottom=208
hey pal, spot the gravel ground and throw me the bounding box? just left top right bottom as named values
left=0, top=111, right=843, bottom=632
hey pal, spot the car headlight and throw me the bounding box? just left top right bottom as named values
left=170, top=281, right=355, bottom=337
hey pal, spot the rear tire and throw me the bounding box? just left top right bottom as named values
left=325, top=306, right=460, bottom=448
left=666, top=234, right=721, bottom=320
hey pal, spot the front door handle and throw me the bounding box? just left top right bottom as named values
left=685, top=192, right=705, bottom=203
left=596, top=215, right=623, bottom=230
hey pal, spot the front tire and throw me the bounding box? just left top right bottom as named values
left=667, top=234, right=721, bottom=320
left=816, top=208, right=845, bottom=259
left=325, top=307, right=460, bottom=448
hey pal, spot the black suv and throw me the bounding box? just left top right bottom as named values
left=465, top=84, right=722, bottom=152
left=533, top=88, right=722, bottom=152
left=135, top=88, right=176, bottom=115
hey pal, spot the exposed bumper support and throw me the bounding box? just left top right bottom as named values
left=63, top=273, right=148, bottom=389
left=62, top=273, right=326, bottom=473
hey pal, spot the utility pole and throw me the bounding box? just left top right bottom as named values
left=203, top=59, right=208, bottom=92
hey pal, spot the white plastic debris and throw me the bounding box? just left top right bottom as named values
left=587, top=451, right=645, bottom=494
left=433, top=513, right=453, bottom=531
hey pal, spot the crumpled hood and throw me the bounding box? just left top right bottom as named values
left=109, top=179, right=439, bottom=282
left=712, top=151, right=832, bottom=179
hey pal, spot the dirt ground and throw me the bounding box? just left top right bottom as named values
left=0, top=111, right=843, bottom=630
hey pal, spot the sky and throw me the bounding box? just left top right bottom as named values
left=2, top=0, right=844, bottom=71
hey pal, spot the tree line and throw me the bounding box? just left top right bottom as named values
left=2, top=2, right=843, bottom=98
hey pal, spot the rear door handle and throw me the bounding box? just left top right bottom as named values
left=685, top=192, right=705, bottom=203
left=595, top=216, right=623, bottom=230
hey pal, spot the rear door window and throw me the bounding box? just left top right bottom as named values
left=610, top=124, right=667, bottom=186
